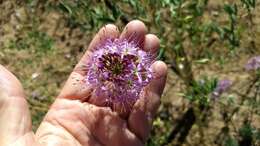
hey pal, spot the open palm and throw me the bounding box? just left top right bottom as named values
left=0, top=20, right=167, bottom=146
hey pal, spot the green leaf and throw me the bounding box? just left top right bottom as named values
left=59, top=1, right=73, bottom=16
left=224, top=136, right=239, bottom=146
left=239, top=123, right=253, bottom=139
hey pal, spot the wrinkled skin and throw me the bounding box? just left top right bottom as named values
left=0, top=20, right=167, bottom=146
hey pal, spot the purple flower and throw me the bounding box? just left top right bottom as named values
left=212, top=79, right=232, bottom=98
left=245, top=56, right=260, bottom=71
left=85, top=39, right=154, bottom=110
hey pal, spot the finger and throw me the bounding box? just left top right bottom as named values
left=143, top=34, right=160, bottom=55
left=0, top=65, right=32, bottom=146
left=58, top=24, right=119, bottom=100
left=0, top=65, right=25, bottom=97
left=145, top=61, right=168, bottom=99
left=88, top=24, right=119, bottom=52
left=120, top=20, right=147, bottom=48
left=128, top=61, right=167, bottom=141
left=74, top=24, right=119, bottom=75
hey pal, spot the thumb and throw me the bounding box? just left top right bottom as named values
left=0, top=65, right=32, bottom=146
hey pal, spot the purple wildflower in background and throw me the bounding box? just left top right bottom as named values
left=212, top=79, right=232, bottom=98
left=245, top=56, right=260, bottom=71
left=86, top=39, right=154, bottom=110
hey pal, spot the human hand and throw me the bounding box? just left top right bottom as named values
left=0, top=20, right=167, bottom=146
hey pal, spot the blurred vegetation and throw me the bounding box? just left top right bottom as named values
left=0, top=0, right=259, bottom=145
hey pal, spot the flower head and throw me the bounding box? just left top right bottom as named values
left=212, top=79, right=232, bottom=98
left=245, top=56, right=260, bottom=71
left=86, top=39, right=154, bottom=110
